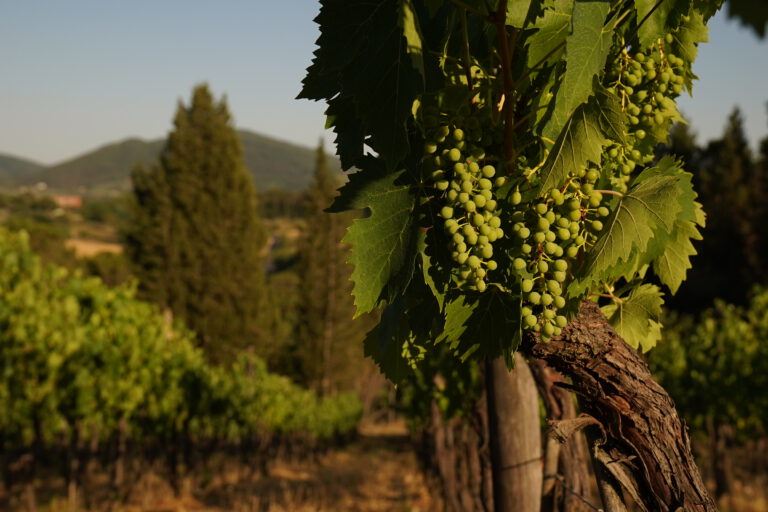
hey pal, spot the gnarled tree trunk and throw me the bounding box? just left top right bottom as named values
left=521, top=301, right=717, bottom=512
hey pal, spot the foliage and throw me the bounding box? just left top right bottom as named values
left=301, top=0, right=720, bottom=381
left=126, top=84, right=272, bottom=363
left=649, top=288, right=768, bottom=437
left=0, top=226, right=361, bottom=448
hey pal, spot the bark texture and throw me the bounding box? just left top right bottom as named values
left=521, top=301, right=717, bottom=512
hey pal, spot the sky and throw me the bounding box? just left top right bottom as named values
left=0, top=1, right=766, bottom=166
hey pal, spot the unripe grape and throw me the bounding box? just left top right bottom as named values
left=544, top=231, right=556, bottom=242
left=465, top=201, right=477, bottom=212
left=468, top=255, right=481, bottom=269
left=554, top=296, right=566, bottom=309
left=553, top=259, right=568, bottom=272
left=453, top=232, right=464, bottom=244
left=538, top=260, right=549, bottom=273
left=543, top=308, right=556, bottom=320
left=487, top=260, right=498, bottom=270
left=553, top=271, right=567, bottom=282
left=513, top=258, right=526, bottom=271
left=517, top=227, right=531, bottom=239
left=521, top=243, right=532, bottom=254
left=453, top=128, right=465, bottom=141
left=486, top=199, right=497, bottom=211
left=522, top=306, right=533, bottom=317
left=591, top=220, right=604, bottom=231
left=479, top=178, right=493, bottom=190
left=468, top=161, right=480, bottom=173
left=488, top=216, right=501, bottom=228
left=538, top=217, right=550, bottom=231
left=555, top=315, right=568, bottom=328
left=521, top=279, right=534, bottom=293
left=448, top=148, right=462, bottom=161
left=511, top=190, right=522, bottom=205
left=447, top=189, right=458, bottom=201
left=547, top=280, right=561, bottom=294
left=545, top=242, right=559, bottom=255
left=436, top=180, right=449, bottom=190
left=440, top=206, right=454, bottom=219
left=541, top=293, right=554, bottom=306
left=481, top=245, right=493, bottom=258
left=456, top=252, right=469, bottom=264
left=533, top=232, right=546, bottom=243
left=494, top=176, right=507, bottom=187
left=474, top=195, right=487, bottom=208
left=598, top=206, right=610, bottom=217
left=524, top=314, right=538, bottom=327
left=558, top=228, right=571, bottom=241
left=528, top=291, right=541, bottom=304
left=482, top=165, right=496, bottom=178
left=543, top=323, right=555, bottom=336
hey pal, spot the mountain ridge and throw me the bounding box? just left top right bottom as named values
left=1, top=130, right=334, bottom=195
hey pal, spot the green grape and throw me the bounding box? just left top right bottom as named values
left=528, top=291, right=542, bottom=304
left=518, top=227, right=531, bottom=239
left=468, top=255, right=481, bottom=269
left=513, top=258, right=526, bottom=271
left=541, top=293, right=554, bottom=306
left=440, top=206, right=454, bottom=219
left=524, top=315, right=538, bottom=327
left=553, top=296, right=566, bottom=309
left=511, top=189, right=522, bottom=205
left=436, top=180, right=449, bottom=191
left=538, top=260, right=549, bottom=273
left=553, top=259, right=568, bottom=272
left=591, top=220, right=604, bottom=231
left=482, top=165, right=495, bottom=178
left=448, top=148, right=462, bottom=161
left=487, top=260, right=498, bottom=270
left=555, top=315, right=568, bottom=328
left=598, top=206, right=610, bottom=217
left=521, top=279, right=534, bottom=293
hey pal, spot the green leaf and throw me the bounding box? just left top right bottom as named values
left=506, top=0, right=534, bottom=28
left=400, top=0, right=426, bottom=80
left=634, top=0, right=688, bottom=49
left=300, top=0, right=423, bottom=171
left=439, top=291, right=521, bottom=362
left=363, top=298, right=412, bottom=383
left=601, top=284, right=664, bottom=352
left=537, top=89, right=626, bottom=194
left=541, top=0, right=614, bottom=141
left=653, top=211, right=704, bottom=294
left=418, top=233, right=445, bottom=310
left=571, top=167, right=682, bottom=295
left=329, top=163, right=418, bottom=314
left=525, top=0, right=573, bottom=68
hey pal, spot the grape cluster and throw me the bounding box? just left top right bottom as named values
left=604, top=35, right=688, bottom=189
left=421, top=107, right=505, bottom=292
left=508, top=167, right=610, bottom=339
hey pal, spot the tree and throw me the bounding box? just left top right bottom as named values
left=294, top=143, right=375, bottom=394
left=301, top=1, right=723, bottom=511
left=126, top=84, right=270, bottom=363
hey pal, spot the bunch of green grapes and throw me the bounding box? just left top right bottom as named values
left=603, top=35, right=688, bottom=190
left=508, top=166, right=610, bottom=339
left=420, top=106, right=506, bottom=292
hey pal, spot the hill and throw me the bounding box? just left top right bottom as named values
left=0, top=154, right=43, bottom=182
left=10, top=130, right=334, bottom=195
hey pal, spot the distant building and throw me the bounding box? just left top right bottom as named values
left=52, top=195, right=83, bottom=209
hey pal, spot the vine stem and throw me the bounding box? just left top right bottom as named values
left=594, top=189, right=624, bottom=197
left=460, top=9, right=474, bottom=91
left=494, top=0, right=516, bottom=167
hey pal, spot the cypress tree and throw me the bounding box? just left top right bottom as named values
left=126, top=84, right=269, bottom=363
left=295, top=143, right=373, bottom=395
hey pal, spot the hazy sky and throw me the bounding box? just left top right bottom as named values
left=1, top=2, right=766, bottom=165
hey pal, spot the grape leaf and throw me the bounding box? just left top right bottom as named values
left=439, top=291, right=521, bottom=363
left=299, top=0, right=423, bottom=171
left=525, top=0, right=573, bottom=68
left=328, top=163, right=418, bottom=314
left=601, top=284, right=664, bottom=352
left=363, top=298, right=412, bottom=383
left=537, top=89, right=626, bottom=194
left=541, top=0, right=614, bottom=141
left=653, top=210, right=704, bottom=294
left=400, top=0, right=426, bottom=80
left=634, top=0, right=689, bottom=49
left=506, top=0, right=535, bottom=28
left=570, top=168, right=682, bottom=295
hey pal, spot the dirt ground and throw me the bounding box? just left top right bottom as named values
left=30, top=421, right=433, bottom=512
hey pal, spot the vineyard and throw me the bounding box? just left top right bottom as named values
left=0, top=228, right=361, bottom=509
